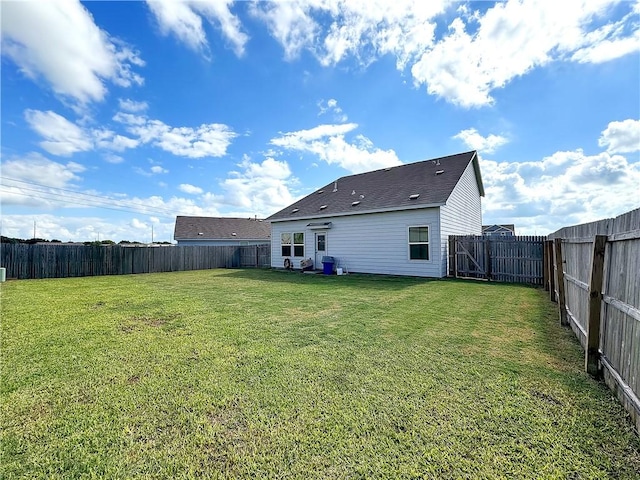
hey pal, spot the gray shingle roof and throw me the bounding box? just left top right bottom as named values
left=268, top=151, right=482, bottom=222
left=174, top=217, right=270, bottom=240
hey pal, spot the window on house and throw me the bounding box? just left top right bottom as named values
left=281, top=233, right=291, bottom=257
left=408, top=226, right=429, bottom=260
left=293, top=232, right=304, bottom=257
left=281, top=232, right=304, bottom=257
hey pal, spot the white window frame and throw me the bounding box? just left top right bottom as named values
left=281, top=232, right=292, bottom=257
left=281, top=231, right=304, bottom=258
left=293, top=232, right=304, bottom=257
left=408, top=225, right=430, bottom=261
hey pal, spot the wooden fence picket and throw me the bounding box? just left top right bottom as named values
left=0, top=244, right=271, bottom=280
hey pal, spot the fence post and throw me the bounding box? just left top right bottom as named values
left=448, top=236, right=454, bottom=277
left=543, top=240, right=550, bottom=293
left=585, top=235, right=607, bottom=377
left=484, top=237, right=492, bottom=281
left=453, top=237, right=458, bottom=279
left=547, top=240, right=556, bottom=299
left=554, top=238, right=568, bottom=326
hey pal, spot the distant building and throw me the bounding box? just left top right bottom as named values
left=482, top=224, right=515, bottom=236
left=173, top=216, right=270, bottom=246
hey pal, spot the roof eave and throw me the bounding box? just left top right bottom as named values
left=471, top=151, right=485, bottom=197
left=269, top=202, right=445, bottom=223
left=174, top=237, right=269, bottom=241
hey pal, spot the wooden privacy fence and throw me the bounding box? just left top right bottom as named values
left=0, top=244, right=271, bottom=280
left=448, top=235, right=546, bottom=285
left=547, top=208, right=640, bottom=433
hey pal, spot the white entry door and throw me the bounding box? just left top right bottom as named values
left=315, top=232, right=327, bottom=269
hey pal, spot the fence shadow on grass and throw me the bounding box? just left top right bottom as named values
left=216, top=268, right=545, bottom=294
left=216, top=268, right=438, bottom=292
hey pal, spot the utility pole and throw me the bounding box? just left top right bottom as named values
left=151, top=224, right=154, bottom=244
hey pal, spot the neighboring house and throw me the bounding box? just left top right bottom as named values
left=266, top=151, right=484, bottom=277
left=174, top=216, right=270, bottom=246
left=482, top=224, right=515, bottom=236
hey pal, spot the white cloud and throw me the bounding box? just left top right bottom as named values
left=271, top=123, right=401, bottom=173
left=411, top=0, right=639, bottom=107
left=25, top=110, right=139, bottom=155
left=112, top=112, right=147, bottom=126
left=572, top=31, right=640, bottom=63
left=249, top=0, right=638, bottom=108
left=221, top=156, right=296, bottom=214
left=135, top=165, right=169, bottom=177
left=598, top=119, right=640, bottom=153
left=118, top=98, right=149, bottom=112
left=453, top=128, right=508, bottom=154
left=179, top=184, right=204, bottom=195
left=115, top=113, right=237, bottom=158
left=146, top=0, right=249, bottom=56
left=249, top=1, right=319, bottom=61
left=93, top=129, right=140, bottom=152
left=0, top=153, right=86, bottom=208
left=250, top=0, right=445, bottom=67
left=24, top=110, right=93, bottom=156
left=0, top=213, right=177, bottom=244
left=481, top=149, right=640, bottom=234
left=318, top=98, right=348, bottom=122
left=1, top=152, right=85, bottom=189
left=273, top=123, right=358, bottom=145
left=1, top=0, right=144, bottom=106
left=103, top=153, right=124, bottom=164
left=151, top=166, right=169, bottom=174
left=26, top=109, right=237, bottom=160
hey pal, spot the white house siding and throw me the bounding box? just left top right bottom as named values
left=439, top=161, right=483, bottom=275
left=271, top=208, right=443, bottom=277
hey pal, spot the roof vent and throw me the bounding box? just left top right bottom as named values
left=384, top=167, right=392, bottom=171
left=409, top=194, right=420, bottom=200
left=232, top=232, right=237, bottom=236
left=351, top=201, right=360, bottom=206
left=332, top=181, right=338, bottom=192
left=198, top=232, right=204, bottom=235
left=351, top=190, right=356, bottom=195
left=435, top=170, right=444, bottom=175
left=317, top=190, right=324, bottom=194
left=320, top=205, right=327, bottom=210
left=291, top=208, right=299, bottom=213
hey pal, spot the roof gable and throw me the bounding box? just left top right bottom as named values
left=174, top=216, right=270, bottom=240
left=268, top=151, right=482, bottom=222
left=482, top=224, right=515, bottom=233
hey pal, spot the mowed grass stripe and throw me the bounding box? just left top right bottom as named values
left=1, top=269, right=638, bottom=479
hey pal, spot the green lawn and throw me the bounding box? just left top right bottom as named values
left=1, top=269, right=638, bottom=479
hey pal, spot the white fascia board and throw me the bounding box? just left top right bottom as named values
left=268, top=202, right=444, bottom=223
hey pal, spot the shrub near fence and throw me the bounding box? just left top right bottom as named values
left=0, top=244, right=271, bottom=280
left=547, top=208, right=640, bottom=433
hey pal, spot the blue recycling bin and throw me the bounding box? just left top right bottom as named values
left=322, top=256, right=334, bottom=275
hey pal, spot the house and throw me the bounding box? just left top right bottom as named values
left=174, top=216, right=270, bottom=246
left=482, top=224, right=515, bottom=236
left=266, top=151, right=484, bottom=277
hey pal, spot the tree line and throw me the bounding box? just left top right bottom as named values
left=1, top=236, right=171, bottom=246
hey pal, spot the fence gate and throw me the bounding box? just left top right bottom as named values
left=448, top=235, right=546, bottom=285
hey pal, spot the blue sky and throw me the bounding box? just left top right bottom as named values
left=1, top=0, right=639, bottom=243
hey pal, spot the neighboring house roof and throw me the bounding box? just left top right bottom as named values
left=482, top=224, right=515, bottom=234
left=268, top=151, right=483, bottom=222
left=174, top=216, right=270, bottom=241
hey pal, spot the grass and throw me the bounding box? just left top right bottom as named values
left=1, top=269, right=639, bottom=479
